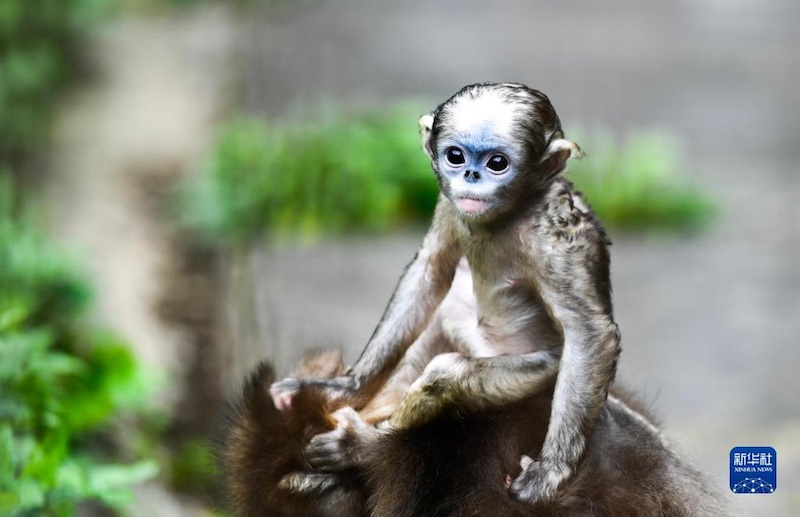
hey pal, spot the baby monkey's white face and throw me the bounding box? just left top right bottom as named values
left=430, top=95, right=527, bottom=220
left=435, top=134, right=519, bottom=217
left=422, top=83, right=579, bottom=222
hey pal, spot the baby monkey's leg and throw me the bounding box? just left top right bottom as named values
left=303, top=351, right=559, bottom=474
left=358, top=312, right=451, bottom=424
left=391, top=351, right=560, bottom=429
left=304, top=314, right=453, bottom=472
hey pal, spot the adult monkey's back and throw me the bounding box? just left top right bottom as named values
left=222, top=353, right=728, bottom=516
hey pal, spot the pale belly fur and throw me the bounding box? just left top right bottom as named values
left=440, top=260, right=562, bottom=358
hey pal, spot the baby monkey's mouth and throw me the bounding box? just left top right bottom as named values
left=454, top=196, right=488, bottom=214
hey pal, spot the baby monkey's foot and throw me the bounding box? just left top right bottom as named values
left=390, top=353, right=468, bottom=428
left=278, top=472, right=341, bottom=495
left=305, top=407, right=378, bottom=471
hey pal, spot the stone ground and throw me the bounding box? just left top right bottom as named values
left=43, top=0, right=799, bottom=515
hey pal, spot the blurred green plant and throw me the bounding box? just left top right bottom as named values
left=185, top=111, right=714, bottom=244
left=0, top=0, right=115, bottom=177
left=567, top=131, right=715, bottom=232
left=183, top=108, right=439, bottom=243
left=0, top=177, right=158, bottom=516
left=118, top=0, right=287, bottom=12
left=169, top=438, right=218, bottom=494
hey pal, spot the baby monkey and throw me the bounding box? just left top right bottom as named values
left=271, top=82, right=620, bottom=503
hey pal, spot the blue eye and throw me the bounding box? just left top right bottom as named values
left=486, top=154, right=509, bottom=173
left=445, top=147, right=466, bottom=166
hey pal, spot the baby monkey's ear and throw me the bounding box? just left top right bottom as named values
left=539, top=138, right=584, bottom=179
left=419, top=113, right=435, bottom=159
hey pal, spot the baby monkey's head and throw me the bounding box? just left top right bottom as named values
left=420, top=83, right=581, bottom=221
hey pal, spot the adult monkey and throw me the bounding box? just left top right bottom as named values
left=224, top=352, right=727, bottom=516
left=271, top=83, right=620, bottom=502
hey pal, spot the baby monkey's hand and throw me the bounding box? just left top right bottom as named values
left=269, top=375, right=358, bottom=410
left=508, top=457, right=569, bottom=504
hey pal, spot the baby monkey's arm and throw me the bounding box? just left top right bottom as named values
left=509, top=187, right=620, bottom=503
left=270, top=198, right=462, bottom=410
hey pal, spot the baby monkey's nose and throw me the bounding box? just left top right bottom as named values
left=464, top=170, right=481, bottom=183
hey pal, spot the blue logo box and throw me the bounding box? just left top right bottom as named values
left=730, top=446, right=776, bottom=494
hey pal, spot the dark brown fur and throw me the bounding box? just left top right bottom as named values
left=221, top=352, right=725, bottom=516
left=220, top=353, right=366, bottom=516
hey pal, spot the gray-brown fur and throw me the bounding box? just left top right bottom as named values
left=223, top=352, right=727, bottom=516
left=272, top=83, right=621, bottom=503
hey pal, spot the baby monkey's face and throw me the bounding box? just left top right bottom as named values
left=433, top=96, right=526, bottom=220
left=422, top=83, right=573, bottom=222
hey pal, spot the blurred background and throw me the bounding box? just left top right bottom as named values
left=1, top=0, right=798, bottom=514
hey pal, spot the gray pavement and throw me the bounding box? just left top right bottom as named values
left=235, top=0, right=800, bottom=514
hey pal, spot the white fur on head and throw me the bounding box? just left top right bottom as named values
left=441, top=89, right=520, bottom=147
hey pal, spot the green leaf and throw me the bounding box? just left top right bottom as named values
left=0, top=491, right=21, bottom=516
left=88, top=460, right=159, bottom=509
left=0, top=305, right=29, bottom=332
